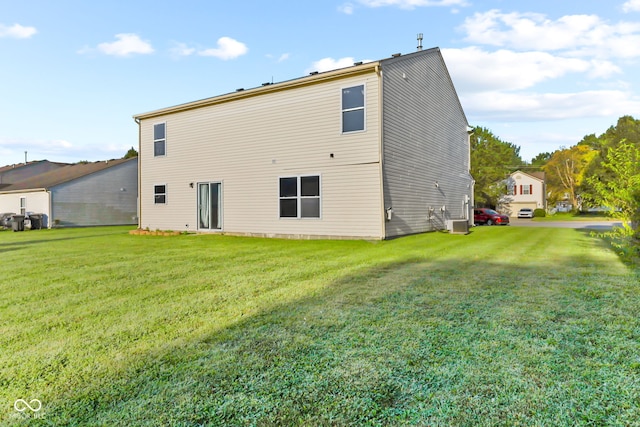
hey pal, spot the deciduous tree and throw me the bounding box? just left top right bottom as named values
left=470, top=127, right=522, bottom=208
left=124, top=147, right=138, bottom=159
left=542, top=145, right=596, bottom=209
left=586, top=141, right=640, bottom=231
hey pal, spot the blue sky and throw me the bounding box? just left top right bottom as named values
left=2, top=0, right=640, bottom=165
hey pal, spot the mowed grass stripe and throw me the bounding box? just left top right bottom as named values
left=1, top=226, right=638, bottom=426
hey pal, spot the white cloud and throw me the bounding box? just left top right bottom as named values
left=459, top=10, right=640, bottom=59
left=266, top=52, right=290, bottom=62
left=460, top=90, right=640, bottom=122
left=92, top=33, right=154, bottom=57
left=0, top=23, right=37, bottom=39
left=587, top=60, right=623, bottom=78
left=305, top=57, right=361, bottom=73
left=338, top=3, right=355, bottom=14
left=169, top=42, right=196, bottom=58
left=339, top=0, right=467, bottom=13
left=0, top=138, right=75, bottom=162
left=357, top=0, right=467, bottom=8
left=441, top=47, right=619, bottom=94
left=0, top=137, right=73, bottom=150
left=623, top=0, right=640, bottom=12
left=198, top=37, right=248, bottom=60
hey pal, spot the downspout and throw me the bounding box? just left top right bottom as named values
left=467, top=128, right=475, bottom=224
left=48, top=190, right=53, bottom=229
left=375, top=64, right=386, bottom=239
left=134, top=117, right=142, bottom=229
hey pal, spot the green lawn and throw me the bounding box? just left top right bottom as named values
left=1, top=226, right=639, bottom=426
left=533, top=212, right=616, bottom=221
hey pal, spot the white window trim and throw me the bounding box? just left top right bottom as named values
left=153, top=122, right=166, bottom=157
left=278, top=174, right=322, bottom=220
left=196, top=181, right=224, bottom=232
left=20, top=197, right=26, bottom=216
left=154, top=183, right=167, bottom=205
left=341, top=83, right=366, bottom=134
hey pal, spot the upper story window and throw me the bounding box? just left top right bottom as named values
left=154, top=123, right=166, bottom=157
left=342, top=85, right=365, bottom=133
left=279, top=175, right=321, bottom=219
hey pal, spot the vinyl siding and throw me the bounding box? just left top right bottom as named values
left=139, top=74, right=383, bottom=238
left=381, top=49, right=471, bottom=238
left=0, top=191, right=50, bottom=226
left=51, top=160, right=138, bottom=227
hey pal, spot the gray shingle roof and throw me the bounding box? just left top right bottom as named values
left=0, top=157, right=137, bottom=192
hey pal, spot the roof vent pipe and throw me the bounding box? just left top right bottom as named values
left=417, top=33, right=423, bottom=51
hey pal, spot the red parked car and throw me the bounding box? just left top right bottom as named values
left=474, top=208, right=510, bottom=226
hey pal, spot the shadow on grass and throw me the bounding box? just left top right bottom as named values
left=26, top=248, right=640, bottom=426
left=0, top=229, right=128, bottom=254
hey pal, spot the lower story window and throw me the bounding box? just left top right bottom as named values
left=154, top=184, right=167, bottom=204
left=279, top=175, right=320, bottom=218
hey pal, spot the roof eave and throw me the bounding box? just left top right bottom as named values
left=0, top=187, right=48, bottom=194
left=133, top=61, right=381, bottom=120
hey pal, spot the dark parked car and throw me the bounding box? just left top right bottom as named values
left=474, top=208, right=510, bottom=225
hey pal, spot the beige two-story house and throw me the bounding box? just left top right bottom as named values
left=500, top=171, right=546, bottom=217
left=133, top=47, right=473, bottom=239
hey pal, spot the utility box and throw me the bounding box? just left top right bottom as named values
left=11, top=215, right=25, bottom=232
left=447, top=219, right=469, bottom=235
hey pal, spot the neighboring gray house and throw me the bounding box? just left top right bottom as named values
left=0, top=160, right=69, bottom=190
left=134, top=47, right=472, bottom=239
left=0, top=157, right=138, bottom=228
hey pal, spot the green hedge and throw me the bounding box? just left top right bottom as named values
left=533, top=208, right=546, bottom=218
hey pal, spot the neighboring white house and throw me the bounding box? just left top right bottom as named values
left=499, top=171, right=546, bottom=217
left=133, top=47, right=473, bottom=239
left=0, top=158, right=138, bottom=228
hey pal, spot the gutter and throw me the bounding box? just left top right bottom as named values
left=375, top=64, right=386, bottom=239
left=0, top=187, right=47, bottom=195
left=134, top=117, right=142, bottom=229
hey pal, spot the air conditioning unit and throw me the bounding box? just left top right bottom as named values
left=447, top=219, right=469, bottom=235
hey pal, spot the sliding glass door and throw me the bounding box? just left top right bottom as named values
left=197, top=182, right=222, bottom=230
